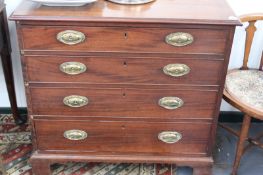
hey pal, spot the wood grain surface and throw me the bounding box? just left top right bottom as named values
left=10, top=0, right=239, bottom=25
left=29, top=87, right=218, bottom=119
left=35, top=118, right=211, bottom=155
left=20, top=26, right=228, bottom=55
left=24, top=55, right=224, bottom=85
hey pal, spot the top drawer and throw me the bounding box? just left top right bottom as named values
left=20, top=26, right=227, bottom=54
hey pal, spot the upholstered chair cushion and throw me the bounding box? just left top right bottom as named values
left=225, top=70, right=263, bottom=112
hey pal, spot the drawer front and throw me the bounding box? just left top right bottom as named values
left=30, top=87, right=218, bottom=119
left=35, top=119, right=211, bottom=155
left=21, top=26, right=227, bottom=54
left=25, top=56, right=224, bottom=85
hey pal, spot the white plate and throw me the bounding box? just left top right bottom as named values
left=29, top=0, right=97, bottom=6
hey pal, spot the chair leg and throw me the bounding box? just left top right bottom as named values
left=232, top=114, right=251, bottom=175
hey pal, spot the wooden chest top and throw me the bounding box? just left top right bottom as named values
left=10, top=0, right=239, bottom=25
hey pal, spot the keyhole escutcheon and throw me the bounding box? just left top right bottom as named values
left=124, top=32, right=128, bottom=39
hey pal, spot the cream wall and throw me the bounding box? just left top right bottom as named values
left=0, top=0, right=263, bottom=111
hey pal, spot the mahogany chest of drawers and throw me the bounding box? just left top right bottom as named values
left=10, top=0, right=240, bottom=174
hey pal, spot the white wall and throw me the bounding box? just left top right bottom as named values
left=0, top=0, right=24, bottom=107
left=0, top=0, right=263, bottom=110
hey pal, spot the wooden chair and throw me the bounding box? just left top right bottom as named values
left=219, top=13, right=263, bottom=175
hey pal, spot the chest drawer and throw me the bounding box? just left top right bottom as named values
left=20, top=26, right=227, bottom=54
left=34, top=119, right=211, bottom=155
left=29, top=87, right=218, bottom=119
left=25, top=56, right=224, bottom=85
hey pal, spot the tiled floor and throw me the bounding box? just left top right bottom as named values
left=177, top=123, right=263, bottom=175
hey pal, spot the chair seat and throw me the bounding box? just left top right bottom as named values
left=225, top=70, right=263, bottom=114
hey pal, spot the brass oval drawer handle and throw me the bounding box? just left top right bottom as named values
left=57, top=30, right=86, bottom=45
left=165, top=32, right=194, bottom=47
left=163, top=64, right=190, bottom=77
left=63, top=95, right=89, bottom=108
left=60, top=62, right=87, bottom=75
left=64, top=130, right=88, bottom=141
left=158, top=131, right=182, bottom=144
left=158, top=97, right=184, bottom=110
